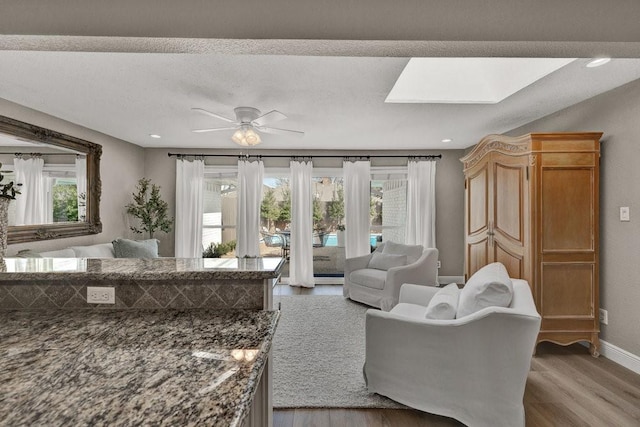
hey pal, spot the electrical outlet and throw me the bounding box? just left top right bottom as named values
left=437, top=261, right=441, bottom=269
left=87, top=286, right=115, bottom=304
left=599, top=308, right=608, bottom=325
left=620, top=206, right=630, bottom=222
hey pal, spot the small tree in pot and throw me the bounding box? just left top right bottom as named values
left=126, top=178, right=173, bottom=239
left=0, top=163, right=21, bottom=259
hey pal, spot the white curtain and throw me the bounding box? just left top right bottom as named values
left=236, top=158, right=264, bottom=257
left=175, top=157, right=204, bottom=257
left=44, top=176, right=54, bottom=224
left=75, top=156, right=87, bottom=221
left=13, top=157, right=47, bottom=225
left=289, top=160, right=315, bottom=287
left=406, top=159, right=437, bottom=248
left=343, top=160, right=371, bottom=258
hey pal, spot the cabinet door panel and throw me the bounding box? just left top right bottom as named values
left=494, top=241, right=523, bottom=279
left=494, top=163, right=523, bottom=243
left=541, top=263, right=595, bottom=317
left=468, top=240, right=489, bottom=277
left=542, top=168, right=594, bottom=252
left=468, top=167, right=488, bottom=235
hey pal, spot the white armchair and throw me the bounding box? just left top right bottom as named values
left=364, top=279, right=541, bottom=427
left=343, top=241, right=438, bottom=311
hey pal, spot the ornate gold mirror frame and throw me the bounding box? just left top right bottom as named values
left=0, top=115, right=102, bottom=244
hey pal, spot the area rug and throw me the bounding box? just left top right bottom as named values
left=272, top=295, right=405, bottom=408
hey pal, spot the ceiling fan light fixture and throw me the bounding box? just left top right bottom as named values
left=232, top=129, right=245, bottom=144
left=244, top=128, right=260, bottom=145
left=231, top=126, right=262, bottom=146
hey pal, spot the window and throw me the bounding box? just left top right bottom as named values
left=371, top=168, right=408, bottom=245
left=202, top=165, right=408, bottom=276
left=5, top=166, right=81, bottom=225
left=202, top=170, right=237, bottom=256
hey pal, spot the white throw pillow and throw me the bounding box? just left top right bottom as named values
left=70, top=243, right=116, bottom=258
left=367, top=252, right=407, bottom=271
left=381, top=241, right=423, bottom=264
left=456, top=262, right=514, bottom=318
left=425, top=283, right=460, bottom=320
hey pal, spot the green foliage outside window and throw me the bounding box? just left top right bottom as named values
left=52, top=184, right=78, bottom=222
left=277, top=187, right=291, bottom=224
left=327, top=187, right=344, bottom=230
left=261, top=189, right=280, bottom=231
left=313, top=196, right=324, bottom=230
left=203, top=240, right=237, bottom=258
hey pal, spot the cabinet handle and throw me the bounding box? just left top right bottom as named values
left=487, top=221, right=494, bottom=247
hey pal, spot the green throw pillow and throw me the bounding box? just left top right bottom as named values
left=112, top=238, right=159, bottom=258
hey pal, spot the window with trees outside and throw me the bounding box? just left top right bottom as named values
left=201, top=167, right=408, bottom=277
left=5, top=169, right=83, bottom=225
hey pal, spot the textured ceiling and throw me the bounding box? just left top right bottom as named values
left=1, top=51, right=640, bottom=150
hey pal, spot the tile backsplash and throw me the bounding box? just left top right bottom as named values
left=0, top=279, right=264, bottom=310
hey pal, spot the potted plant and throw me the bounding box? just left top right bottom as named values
left=336, top=223, right=345, bottom=247
left=0, top=163, right=21, bottom=258
left=125, top=178, right=173, bottom=239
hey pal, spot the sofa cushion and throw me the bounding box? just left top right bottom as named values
left=39, top=248, right=77, bottom=258
left=112, top=238, right=159, bottom=258
left=457, top=262, right=514, bottom=318
left=382, top=241, right=423, bottom=264
left=349, top=268, right=387, bottom=290
left=71, top=243, right=116, bottom=258
left=425, top=283, right=460, bottom=320
left=390, top=302, right=428, bottom=318
left=15, top=249, right=43, bottom=258
left=367, top=252, right=407, bottom=271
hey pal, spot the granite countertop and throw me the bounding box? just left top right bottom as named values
left=0, top=257, right=285, bottom=281
left=0, top=309, right=279, bottom=426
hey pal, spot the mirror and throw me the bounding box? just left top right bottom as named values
left=0, top=115, right=101, bottom=244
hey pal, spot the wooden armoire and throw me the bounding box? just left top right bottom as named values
left=460, top=133, right=602, bottom=356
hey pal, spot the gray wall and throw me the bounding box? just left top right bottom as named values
left=2, top=98, right=145, bottom=255
left=143, top=148, right=465, bottom=276
left=508, top=78, right=640, bottom=357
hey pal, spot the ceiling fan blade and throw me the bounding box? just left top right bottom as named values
left=252, top=110, right=287, bottom=127
left=257, top=126, right=304, bottom=137
left=192, top=126, right=239, bottom=133
left=191, top=108, right=236, bottom=123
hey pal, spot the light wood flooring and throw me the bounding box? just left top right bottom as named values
left=273, top=284, right=640, bottom=427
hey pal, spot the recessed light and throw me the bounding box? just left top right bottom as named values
left=441, top=138, right=453, bottom=143
left=149, top=134, right=161, bottom=139
left=586, top=57, right=611, bottom=68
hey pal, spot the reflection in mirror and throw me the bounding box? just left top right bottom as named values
left=0, top=115, right=101, bottom=244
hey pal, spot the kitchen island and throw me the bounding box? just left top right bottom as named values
left=0, top=308, right=279, bottom=426
left=0, top=257, right=285, bottom=426
left=0, top=257, right=285, bottom=310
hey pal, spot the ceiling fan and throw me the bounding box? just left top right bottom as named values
left=191, top=106, right=304, bottom=146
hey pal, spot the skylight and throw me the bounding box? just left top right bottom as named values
left=385, top=58, right=576, bottom=104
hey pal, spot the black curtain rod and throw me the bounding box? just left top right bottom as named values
left=168, top=153, right=442, bottom=159
left=0, top=152, right=83, bottom=156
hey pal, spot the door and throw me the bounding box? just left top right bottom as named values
left=464, top=152, right=530, bottom=281
left=491, top=152, right=530, bottom=281
left=464, top=158, right=490, bottom=280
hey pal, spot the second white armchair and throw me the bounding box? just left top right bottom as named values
left=343, top=241, right=439, bottom=311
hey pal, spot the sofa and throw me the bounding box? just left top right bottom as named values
left=364, top=263, right=541, bottom=427
left=16, top=238, right=160, bottom=258
left=343, top=241, right=439, bottom=311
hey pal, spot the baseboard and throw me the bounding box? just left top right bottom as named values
left=600, top=340, right=640, bottom=375
left=279, top=276, right=344, bottom=285
left=438, top=275, right=465, bottom=286
left=282, top=276, right=462, bottom=286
